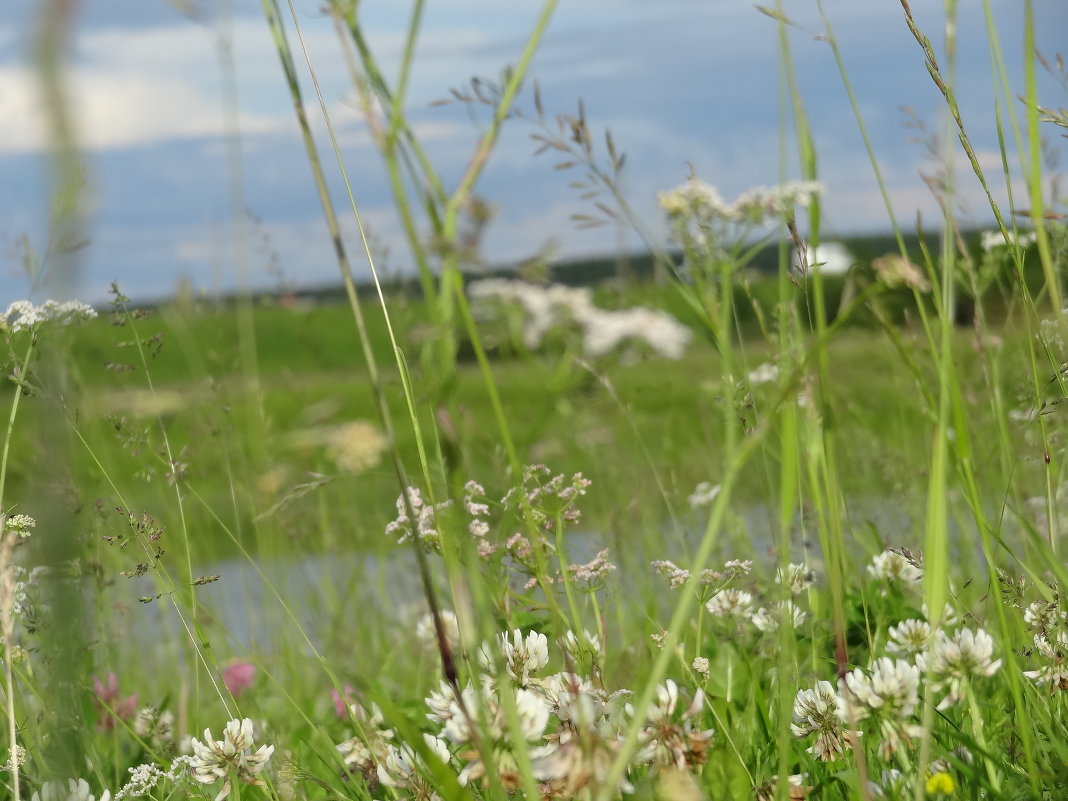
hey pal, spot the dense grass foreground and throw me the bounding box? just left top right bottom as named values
left=4, top=1, right=1068, bottom=800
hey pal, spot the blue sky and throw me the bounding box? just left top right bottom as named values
left=1, top=0, right=1065, bottom=304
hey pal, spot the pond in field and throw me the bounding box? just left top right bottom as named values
left=118, top=494, right=943, bottom=656
left=119, top=491, right=1041, bottom=663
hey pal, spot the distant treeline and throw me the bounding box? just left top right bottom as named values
left=290, top=229, right=997, bottom=304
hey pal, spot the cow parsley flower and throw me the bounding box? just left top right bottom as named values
left=189, top=718, right=274, bottom=801
left=2, top=300, right=97, bottom=333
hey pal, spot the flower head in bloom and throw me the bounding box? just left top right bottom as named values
left=867, top=549, right=922, bottom=584
left=481, top=629, right=550, bottom=687
left=635, top=679, right=714, bottom=771
left=336, top=701, right=395, bottom=783
left=377, top=733, right=451, bottom=801
left=92, top=673, right=138, bottom=732
left=705, top=589, right=754, bottom=621
left=30, top=778, right=110, bottom=801
left=2, top=300, right=97, bottom=334
left=776, top=563, right=817, bottom=595
left=692, top=657, right=710, bottom=678
left=133, top=706, right=175, bottom=747
left=221, top=662, right=256, bottom=697
left=791, top=681, right=856, bottom=761
left=886, top=619, right=932, bottom=657
left=840, top=659, right=921, bottom=758
left=569, top=549, right=617, bottom=585
left=1023, top=631, right=1068, bottom=691
left=920, top=627, right=1001, bottom=709
left=189, top=718, right=274, bottom=801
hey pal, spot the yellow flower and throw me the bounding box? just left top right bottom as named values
left=925, top=772, right=955, bottom=795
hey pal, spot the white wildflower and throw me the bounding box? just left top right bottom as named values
left=886, top=619, right=932, bottom=657
left=705, top=589, right=754, bottom=621
left=840, top=658, right=922, bottom=758
left=921, top=627, right=1001, bottom=709
left=188, top=718, right=274, bottom=801
left=790, top=681, right=856, bottom=761
left=378, top=733, right=450, bottom=799
left=2, top=300, right=97, bottom=333
left=776, top=563, right=817, bottom=595
left=1022, top=631, right=1068, bottom=691
left=481, top=629, right=549, bottom=687
left=691, top=657, right=710, bottom=677
left=867, top=550, right=922, bottom=584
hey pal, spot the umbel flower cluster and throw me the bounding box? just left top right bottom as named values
left=469, top=280, right=692, bottom=360
left=335, top=627, right=712, bottom=800
left=1, top=299, right=97, bottom=333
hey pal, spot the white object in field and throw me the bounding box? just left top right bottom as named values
left=793, top=241, right=853, bottom=275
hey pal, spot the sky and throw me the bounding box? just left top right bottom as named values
left=1, top=0, right=1066, bottom=305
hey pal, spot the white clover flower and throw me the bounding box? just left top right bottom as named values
left=635, top=680, right=713, bottom=771
left=921, top=627, right=1002, bottom=710
left=751, top=601, right=806, bottom=633
left=886, top=619, right=932, bottom=657
left=484, top=629, right=549, bottom=687
left=31, top=779, right=110, bottom=801
left=776, top=563, right=817, bottom=595
left=790, top=681, right=856, bottom=761
left=378, top=733, right=450, bottom=798
left=840, top=658, right=920, bottom=719
left=189, top=718, right=274, bottom=801
left=692, top=657, right=710, bottom=677
left=705, top=589, right=754, bottom=621
left=867, top=550, right=922, bottom=584
left=1022, top=631, right=1068, bottom=691
left=840, top=659, right=922, bottom=759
